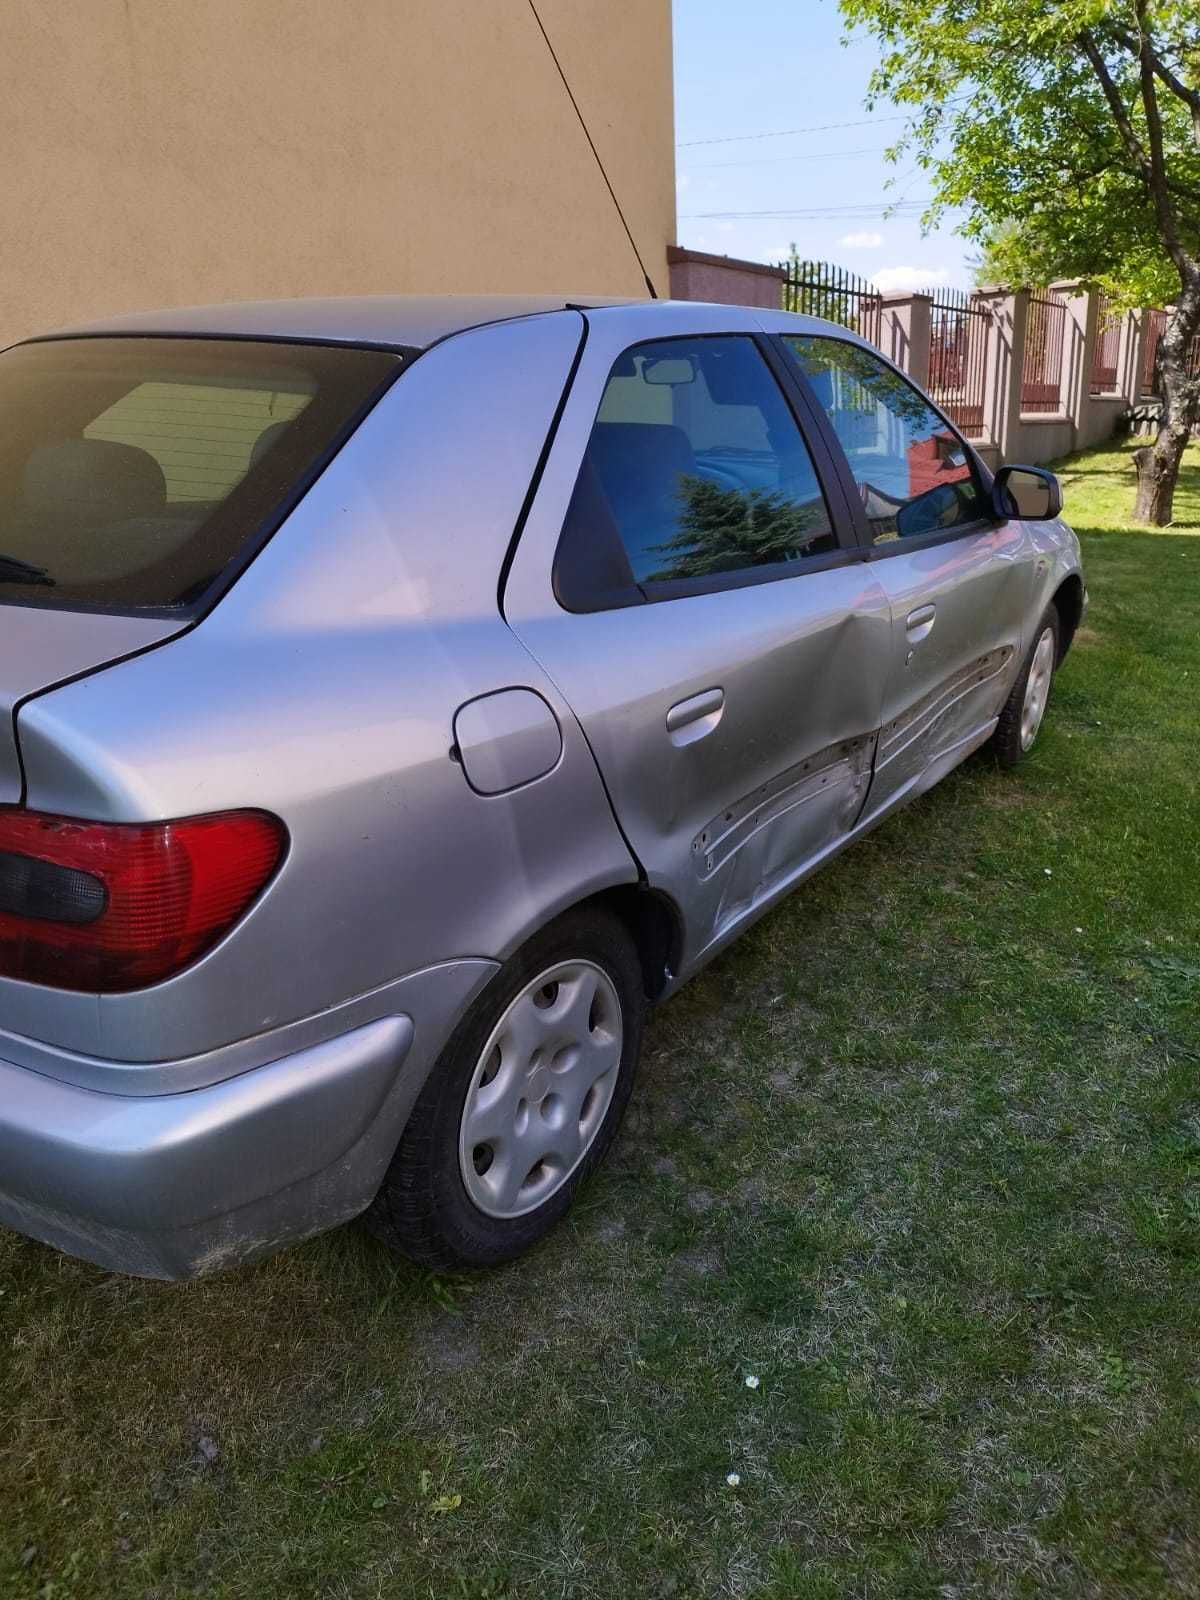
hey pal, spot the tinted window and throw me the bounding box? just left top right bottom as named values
left=784, top=336, right=983, bottom=545
left=0, top=337, right=400, bottom=612
left=560, top=336, right=837, bottom=596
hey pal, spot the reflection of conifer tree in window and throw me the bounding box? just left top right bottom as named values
left=645, top=475, right=831, bottom=581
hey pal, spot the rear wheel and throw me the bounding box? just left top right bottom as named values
left=991, top=607, right=1060, bottom=768
left=366, top=909, right=645, bottom=1269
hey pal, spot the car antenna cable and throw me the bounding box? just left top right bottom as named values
left=525, top=0, right=660, bottom=300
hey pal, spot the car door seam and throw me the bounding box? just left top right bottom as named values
left=501, top=630, right=651, bottom=888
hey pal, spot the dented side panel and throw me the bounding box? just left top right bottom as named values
left=507, top=569, right=892, bottom=976
left=863, top=520, right=1036, bottom=820
left=876, top=646, right=1013, bottom=776
left=694, top=733, right=875, bottom=936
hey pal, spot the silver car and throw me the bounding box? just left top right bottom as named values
left=0, top=296, right=1084, bottom=1278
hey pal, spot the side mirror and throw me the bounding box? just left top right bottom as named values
left=992, top=464, right=1063, bottom=521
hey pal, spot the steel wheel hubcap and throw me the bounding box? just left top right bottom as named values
left=459, top=959, right=623, bottom=1218
left=1020, top=627, right=1055, bottom=750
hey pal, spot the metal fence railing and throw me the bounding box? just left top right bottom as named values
left=768, top=258, right=1190, bottom=438
left=1021, top=292, right=1068, bottom=413
left=927, top=289, right=991, bottom=437
left=781, top=258, right=882, bottom=346
left=1090, top=293, right=1121, bottom=394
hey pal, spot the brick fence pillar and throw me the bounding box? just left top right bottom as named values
left=974, top=285, right=1028, bottom=461
left=1121, top=310, right=1150, bottom=408
left=878, top=292, right=932, bottom=385
left=1052, top=279, right=1096, bottom=449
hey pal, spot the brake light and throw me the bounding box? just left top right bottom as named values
left=0, top=808, right=285, bottom=992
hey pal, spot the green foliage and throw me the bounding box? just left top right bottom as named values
left=839, top=0, right=1200, bottom=306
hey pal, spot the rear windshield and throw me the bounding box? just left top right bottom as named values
left=0, top=336, right=401, bottom=613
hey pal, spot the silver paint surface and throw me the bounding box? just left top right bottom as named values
left=0, top=296, right=1086, bottom=1276
left=0, top=605, right=179, bottom=802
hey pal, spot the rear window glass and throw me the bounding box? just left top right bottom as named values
left=0, top=337, right=401, bottom=612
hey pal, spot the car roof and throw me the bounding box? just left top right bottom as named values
left=37, top=294, right=856, bottom=352
left=28, top=294, right=868, bottom=364
left=41, top=295, right=641, bottom=351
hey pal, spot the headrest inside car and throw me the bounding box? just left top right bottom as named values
left=250, top=419, right=292, bottom=469
left=21, top=438, right=167, bottom=526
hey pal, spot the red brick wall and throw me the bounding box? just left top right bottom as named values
left=667, top=247, right=785, bottom=310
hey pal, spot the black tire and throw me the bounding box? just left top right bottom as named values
left=366, top=908, right=645, bottom=1269
left=990, top=604, right=1060, bottom=769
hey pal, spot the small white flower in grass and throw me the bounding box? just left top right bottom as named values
left=1044, top=868, right=1053, bottom=876
left=1075, top=927, right=1084, bottom=934
left=745, top=1375, right=760, bottom=1389
left=725, top=1472, right=741, bottom=1488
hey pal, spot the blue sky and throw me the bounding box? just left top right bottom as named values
left=672, top=0, right=973, bottom=289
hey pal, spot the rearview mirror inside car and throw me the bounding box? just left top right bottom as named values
left=992, top=464, right=1063, bottom=521
left=641, top=356, right=696, bottom=386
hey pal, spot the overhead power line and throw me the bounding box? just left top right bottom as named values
left=687, top=144, right=893, bottom=172
left=677, top=112, right=911, bottom=149
left=679, top=201, right=927, bottom=221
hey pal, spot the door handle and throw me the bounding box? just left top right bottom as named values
left=666, top=687, right=725, bottom=746
left=905, top=603, right=936, bottom=643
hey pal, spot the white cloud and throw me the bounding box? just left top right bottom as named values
left=871, top=265, right=952, bottom=293
left=677, top=173, right=690, bottom=192
left=839, top=230, right=883, bottom=249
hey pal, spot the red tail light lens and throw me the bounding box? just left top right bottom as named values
left=0, top=808, right=286, bottom=992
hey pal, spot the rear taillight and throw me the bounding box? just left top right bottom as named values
left=0, top=808, right=285, bottom=992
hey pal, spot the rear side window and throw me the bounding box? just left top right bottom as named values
left=0, top=337, right=401, bottom=612
left=555, top=335, right=839, bottom=609
left=784, top=335, right=983, bottom=544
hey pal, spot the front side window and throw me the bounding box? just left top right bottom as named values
left=558, top=335, right=838, bottom=603
left=784, top=335, right=983, bottom=545
left=0, top=337, right=401, bottom=612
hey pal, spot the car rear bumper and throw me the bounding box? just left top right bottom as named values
left=0, top=960, right=497, bottom=1278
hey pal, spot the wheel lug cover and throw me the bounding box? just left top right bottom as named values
left=527, top=1066, right=550, bottom=1103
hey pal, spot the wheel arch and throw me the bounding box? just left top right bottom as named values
left=1051, top=573, right=1085, bottom=662
left=576, top=884, right=684, bottom=1003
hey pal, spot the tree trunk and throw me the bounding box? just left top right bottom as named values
left=1134, top=281, right=1200, bottom=526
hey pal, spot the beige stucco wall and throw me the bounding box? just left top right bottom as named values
left=0, top=0, right=675, bottom=348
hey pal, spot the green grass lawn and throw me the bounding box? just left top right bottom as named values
left=1055, top=434, right=1200, bottom=531
left=3, top=437, right=1199, bottom=1600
